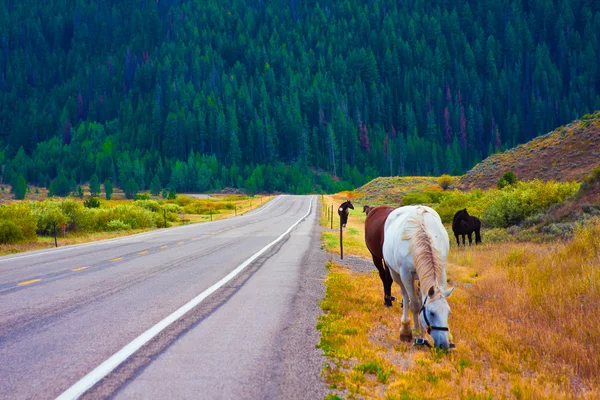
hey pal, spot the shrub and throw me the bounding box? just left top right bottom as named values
left=577, top=167, right=600, bottom=197
left=135, top=192, right=150, bottom=200
left=433, top=189, right=488, bottom=223
left=483, top=180, right=579, bottom=228
left=497, top=171, right=518, bottom=189
left=173, top=195, right=195, bottom=207
left=106, top=219, right=131, bottom=231
left=0, top=204, right=37, bottom=240
left=95, top=205, right=155, bottom=230
left=31, top=202, right=69, bottom=235
left=135, top=200, right=163, bottom=213
left=0, top=220, right=25, bottom=244
left=438, top=175, right=454, bottom=190
left=402, top=192, right=433, bottom=205
left=84, top=197, right=101, bottom=208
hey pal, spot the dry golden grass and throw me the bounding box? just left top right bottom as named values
left=318, top=195, right=600, bottom=398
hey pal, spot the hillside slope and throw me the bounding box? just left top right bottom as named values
left=351, top=176, right=439, bottom=205
left=459, top=112, right=600, bottom=189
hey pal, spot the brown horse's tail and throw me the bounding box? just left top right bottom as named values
left=474, top=218, right=482, bottom=244
left=475, top=229, right=482, bottom=244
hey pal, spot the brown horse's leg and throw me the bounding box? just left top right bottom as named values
left=373, top=256, right=393, bottom=307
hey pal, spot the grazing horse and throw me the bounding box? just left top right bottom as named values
left=363, top=205, right=372, bottom=215
left=383, top=206, right=454, bottom=349
left=365, top=206, right=396, bottom=307
left=452, top=209, right=482, bottom=246
left=338, top=200, right=354, bottom=228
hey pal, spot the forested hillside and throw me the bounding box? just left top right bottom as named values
left=1, top=0, right=599, bottom=194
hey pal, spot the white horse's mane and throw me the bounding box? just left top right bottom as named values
left=402, top=209, right=443, bottom=296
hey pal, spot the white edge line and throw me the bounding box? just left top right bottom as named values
left=56, top=195, right=313, bottom=400
left=0, top=196, right=282, bottom=264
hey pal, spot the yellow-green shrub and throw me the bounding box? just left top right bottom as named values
left=30, top=201, right=69, bottom=235
left=483, top=180, right=579, bottom=227
left=95, top=205, right=155, bottom=230
left=0, top=203, right=37, bottom=240
left=0, top=220, right=25, bottom=243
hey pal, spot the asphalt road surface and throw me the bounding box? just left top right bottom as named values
left=0, top=195, right=327, bottom=399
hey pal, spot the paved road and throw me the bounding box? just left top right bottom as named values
left=0, top=195, right=327, bottom=399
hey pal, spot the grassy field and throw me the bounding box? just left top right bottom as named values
left=318, top=185, right=600, bottom=399
left=0, top=193, right=273, bottom=256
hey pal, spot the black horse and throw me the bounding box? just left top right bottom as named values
left=452, top=209, right=482, bottom=246
left=363, top=205, right=372, bottom=215
left=338, top=200, right=354, bottom=228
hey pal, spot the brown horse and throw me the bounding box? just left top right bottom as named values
left=365, top=206, right=396, bottom=307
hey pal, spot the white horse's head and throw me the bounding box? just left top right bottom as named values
left=420, top=285, right=454, bottom=349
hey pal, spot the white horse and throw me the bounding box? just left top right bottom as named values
left=382, top=205, right=454, bottom=349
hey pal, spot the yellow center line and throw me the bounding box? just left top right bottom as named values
left=18, top=279, right=40, bottom=286
left=72, top=266, right=88, bottom=272
left=160, top=245, right=168, bottom=249
left=210, top=232, right=216, bottom=235
left=191, top=238, right=197, bottom=241
left=177, top=241, right=184, bottom=245
left=110, top=257, right=123, bottom=262
left=138, top=251, right=148, bottom=255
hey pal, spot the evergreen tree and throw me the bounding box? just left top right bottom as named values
left=12, top=174, right=27, bottom=200
left=104, top=180, right=113, bottom=200
left=124, top=178, right=139, bottom=200
left=89, top=174, right=100, bottom=197
left=150, top=175, right=162, bottom=196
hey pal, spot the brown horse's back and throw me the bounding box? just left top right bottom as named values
left=365, top=206, right=395, bottom=260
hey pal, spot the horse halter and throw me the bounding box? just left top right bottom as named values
left=420, top=295, right=449, bottom=335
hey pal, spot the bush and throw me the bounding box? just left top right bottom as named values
left=577, top=167, right=600, bottom=197
left=0, top=220, right=25, bottom=244
left=483, top=180, right=580, bottom=228
left=438, top=175, right=454, bottom=190
left=433, top=189, right=488, bottom=223
left=106, top=219, right=132, bottom=231
left=31, top=202, right=69, bottom=235
left=497, top=171, right=518, bottom=189
left=0, top=203, right=38, bottom=240
left=135, top=192, right=150, bottom=200
left=84, top=197, right=101, bottom=208
left=95, top=205, right=155, bottom=230
left=135, top=199, right=163, bottom=213
left=402, top=192, right=433, bottom=205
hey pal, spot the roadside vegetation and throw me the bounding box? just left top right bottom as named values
left=319, top=174, right=600, bottom=398
left=0, top=192, right=271, bottom=256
